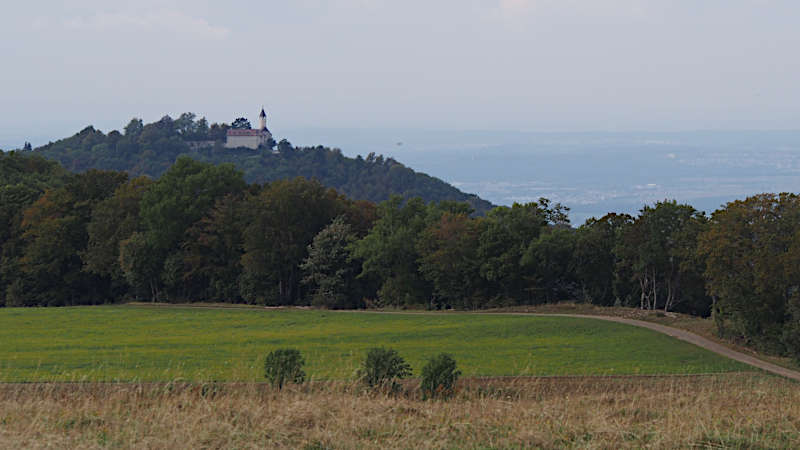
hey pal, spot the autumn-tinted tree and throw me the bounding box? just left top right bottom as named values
left=0, top=152, right=70, bottom=305
left=180, top=194, right=248, bottom=302
left=417, top=212, right=485, bottom=309
left=240, top=178, right=348, bottom=305
left=12, top=170, right=127, bottom=305
left=698, top=193, right=800, bottom=352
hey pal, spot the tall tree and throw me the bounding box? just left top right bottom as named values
left=138, top=156, right=246, bottom=299
left=83, top=176, right=153, bottom=282
left=520, top=227, right=577, bottom=303
left=240, top=178, right=347, bottom=305
left=300, top=216, right=360, bottom=309
left=0, top=153, right=72, bottom=305
left=573, top=213, right=634, bottom=306
left=698, top=193, right=800, bottom=352
left=12, top=170, right=127, bottom=305
left=352, top=196, right=435, bottom=308
left=180, top=194, right=247, bottom=302
left=476, top=201, right=550, bottom=305
left=616, top=200, right=708, bottom=312
left=140, top=157, right=246, bottom=252
left=417, top=212, right=485, bottom=309
left=119, top=232, right=162, bottom=302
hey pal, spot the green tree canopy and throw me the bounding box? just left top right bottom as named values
left=699, top=193, right=800, bottom=352
left=573, top=213, right=633, bottom=306
left=240, top=177, right=349, bottom=305
left=417, top=212, right=485, bottom=309
left=616, top=200, right=709, bottom=312
left=231, top=117, right=251, bottom=130
left=300, top=216, right=360, bottom=309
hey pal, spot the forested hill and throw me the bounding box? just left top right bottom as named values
left=30, top=114, right=494, bottom=215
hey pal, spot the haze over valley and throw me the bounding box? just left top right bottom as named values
left=287, top=129, right=800, bottom=224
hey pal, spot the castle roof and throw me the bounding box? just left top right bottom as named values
left=259, top=108, right=266, bottom=118
left=227, top=129, right=269, bottom=136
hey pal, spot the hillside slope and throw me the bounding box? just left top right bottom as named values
left=31, top=116, right=494, bottom=214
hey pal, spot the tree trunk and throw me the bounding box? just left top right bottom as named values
left=650, top=268, right=657, bottom=310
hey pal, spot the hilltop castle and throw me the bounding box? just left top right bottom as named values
left=225, top=108, right=273, bottom=149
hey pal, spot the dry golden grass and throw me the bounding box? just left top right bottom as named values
left=1, top=373, right=798, bottom=449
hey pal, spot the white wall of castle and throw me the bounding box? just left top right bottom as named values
left=225, top=133, right=272, bottom=150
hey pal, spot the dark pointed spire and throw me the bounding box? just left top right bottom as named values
left=259, top=107, right=266, bottom=118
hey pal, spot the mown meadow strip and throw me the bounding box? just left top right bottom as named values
left=0, top=305, right=750, bottom=382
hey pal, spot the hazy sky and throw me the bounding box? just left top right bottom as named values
left=2, top=0, right=799, bottom=146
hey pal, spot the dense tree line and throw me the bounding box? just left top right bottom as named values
left=29, top=113, right=493, bottom=214
left=2, top=151, right=800, bottom=359
left=0, top=153, right=380, bottom=308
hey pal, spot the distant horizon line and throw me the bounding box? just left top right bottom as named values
left=4, top=126, right=800, bottom=151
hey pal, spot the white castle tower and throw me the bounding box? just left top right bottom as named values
left=259, top=107, right=268, bottom=131
left=225, top=107, right=273, bottom=150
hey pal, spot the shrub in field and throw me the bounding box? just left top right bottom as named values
left=264, top=349, right=306, bottom=389
left=421, top=353, right=461, bottom=399
left=357, top=347, right=412, bottom=389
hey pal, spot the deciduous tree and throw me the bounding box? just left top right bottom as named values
left=300, top=216, right=360, bottom=309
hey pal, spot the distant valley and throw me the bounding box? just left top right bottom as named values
left=286, top=129, right=800, bottom=224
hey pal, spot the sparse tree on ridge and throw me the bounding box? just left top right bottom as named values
left=231, top=117, right=251, bottom=130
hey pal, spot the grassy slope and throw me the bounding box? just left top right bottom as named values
left=492, top=302, right=800, bottom=371
left=0, top=305, right=749, bottom=382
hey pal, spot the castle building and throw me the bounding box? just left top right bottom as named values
left=225, top=108, right=272, bottom=149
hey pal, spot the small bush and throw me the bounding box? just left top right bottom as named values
left=264, top=348, right=306, bottom=389
left=421, top=353, right=461, bottom=399
left=357, top=347, right=412, bottom=389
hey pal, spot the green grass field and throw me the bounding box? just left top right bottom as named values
left=0, top=305, right=751, bottom=381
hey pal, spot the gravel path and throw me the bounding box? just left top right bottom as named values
left=542, top=314, right=800, bottom=382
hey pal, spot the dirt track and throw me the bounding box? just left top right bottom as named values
left=542, top=314, right=800, bottom=382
